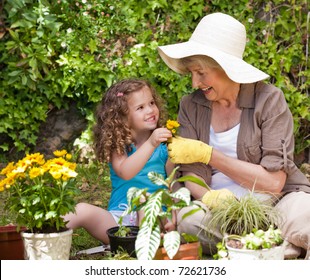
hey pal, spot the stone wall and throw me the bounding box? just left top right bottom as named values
left=34, top=102, right=87, bottom=158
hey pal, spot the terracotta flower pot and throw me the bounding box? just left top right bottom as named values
left=0, top=225, right=26, bottom=260
left=154, top=242, right=201, bottom=260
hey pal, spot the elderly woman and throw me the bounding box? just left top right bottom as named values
left=158, top=12, right=310, bottom=259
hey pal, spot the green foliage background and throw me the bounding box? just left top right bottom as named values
left=0, top=0, right=309, bottom=156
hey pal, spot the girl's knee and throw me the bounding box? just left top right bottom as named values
left=75, top=202, right=90, bottom=212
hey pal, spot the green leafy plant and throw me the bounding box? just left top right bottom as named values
left=207, top=192, right=282, bottom=236
left=114, top=225, right=132, bottom=237
left=205, top=191, right=284, bottom=260
left=1, top=0, right=308, bottom=159
left=0, top=150, right=80, bottom=232
left=123, top=166, right=209, bottom=260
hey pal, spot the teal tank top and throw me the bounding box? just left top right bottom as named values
left=108, top=143, right=168, bottom=211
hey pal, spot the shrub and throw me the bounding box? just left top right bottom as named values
left=0, top=0, right=308, bottom=157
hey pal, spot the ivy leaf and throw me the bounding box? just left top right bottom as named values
left=88, top=39, right=97, bottom=54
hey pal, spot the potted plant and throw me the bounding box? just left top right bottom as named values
left=204, top=192, right=285, bottom=260
left=123, top=166, right=209, bottom=260
left=0, top=150, right=80, bottom=260
left=214, top=226, right=285, bottom=260
left=0, top=224, right=26, bottom=260
left=106, top=223, right=139, bottom=257
left=0, top=191, right=26, bottom=260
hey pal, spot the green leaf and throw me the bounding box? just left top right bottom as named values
left=45, top=211, right=57, bottom=220
left=34, top=211, right=44, bottom=220
left=88, top=39, right=97, bottom=54
left=176, top=175, right=210, bottom=190
left=144, top=190, right=162, bottom=228
left=120, top=187, right=147, bottom=218
left=170, top=187, right=191, bottom=206
left=32, top=196, right=40, bottom=205
left=181, top=205, right=202, bottom=221
left=165, top=166, right=180, bottom=185
left=8, top=29, right=20, bottom=40
left=50, top=198, right=60, bottom=206
left=135, top=222, right=161, bottom=260
left=163, top=231, right=180, bottom=259
left=8, top=70, right=23, bottom=77
left=181, top=233, right=199, bottom=243
left=147, top=171, right=168, bottom=187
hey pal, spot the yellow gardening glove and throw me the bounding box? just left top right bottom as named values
left=167, top=136, right=213, bottom=164
left=202, top=189, right=235, bottom=209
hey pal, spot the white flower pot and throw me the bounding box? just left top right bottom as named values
left=226, top=242, right=285, bottom=260
left=21, top=229, right=73, bottom=260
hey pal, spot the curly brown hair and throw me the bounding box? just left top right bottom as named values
left=93, top=78, right=167, bottom=163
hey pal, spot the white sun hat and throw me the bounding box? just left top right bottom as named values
left=158, top=13, right=269, bottom=83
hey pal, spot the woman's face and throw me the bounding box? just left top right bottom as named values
left=187, top=63, right=234, bottom=101
left=127, top=86, right=159, bottom=133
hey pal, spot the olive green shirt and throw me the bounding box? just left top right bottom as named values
left=177, top=81, right=310, bottom=194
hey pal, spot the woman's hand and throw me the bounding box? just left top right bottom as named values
left=168, top=136, right=213, bottom=164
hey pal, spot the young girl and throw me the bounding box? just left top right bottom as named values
left=64, top=78, right=174, bottom=244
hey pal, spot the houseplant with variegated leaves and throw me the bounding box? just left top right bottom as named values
left=123, top=166, right=209, bottom=260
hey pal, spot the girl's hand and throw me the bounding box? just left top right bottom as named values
left=149, top=128, right=172, bottom=147
left=164, top=220, right=176, bottom=232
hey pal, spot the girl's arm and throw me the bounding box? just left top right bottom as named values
left=165, top=159, right=175, bottom=177
left=111, top=128, right=172, bottom=180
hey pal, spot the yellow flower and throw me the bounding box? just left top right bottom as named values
left=53, top=150, right=67, bottom=157
left=0, top=162, right=15, bottom=175
left=166, top=120, right=180, bottom=130
left=29, top=167, right=43, bottom=179
left=65, top=153, right=72, bottom=160
left=0, top=150, right=79, bottom=232
left=49, top=168, right=62, bottom=179
left=166, top=119, right=180, bottom=136
left=0, top=177, right=13, bottom=191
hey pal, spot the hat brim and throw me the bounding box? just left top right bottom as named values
left=158, top=40, right=269, bottom=83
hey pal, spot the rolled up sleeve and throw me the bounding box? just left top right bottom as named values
left=258, top=86, right=295, bottom=175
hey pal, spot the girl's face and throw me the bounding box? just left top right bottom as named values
left=127, top=86, right=159, bottom=133
left=188, top=64, right=234, bottom=102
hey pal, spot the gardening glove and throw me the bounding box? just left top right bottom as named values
left=168, top=136, right=213, bottom=164
left=202, top=189, right=235, bottom=209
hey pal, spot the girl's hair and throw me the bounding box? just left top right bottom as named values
left=93, top=78, right=166, bottom=163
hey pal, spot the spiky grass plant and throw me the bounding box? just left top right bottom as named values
left=208, top=193, right=282, bottom=236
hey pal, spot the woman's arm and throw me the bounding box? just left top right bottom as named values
left=168, top=137, right=287, bottom=196
left=209, top=149, right=287, bottom=194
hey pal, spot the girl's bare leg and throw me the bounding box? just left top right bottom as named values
left=64, top=202, right=117, bottom=244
